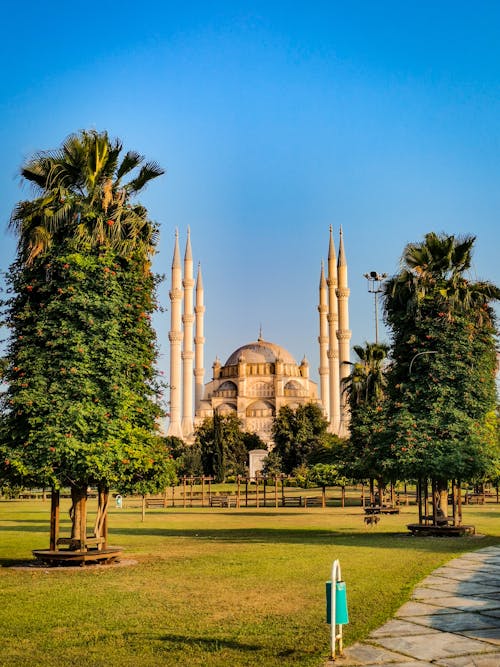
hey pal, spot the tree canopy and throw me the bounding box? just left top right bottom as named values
left=0, top=131, right=167, bottom=537
left=383, top=232, right=500, bottom=485
left=194, top=413, right=261, bottom=481
left=271, top=403, right=330, bottom=474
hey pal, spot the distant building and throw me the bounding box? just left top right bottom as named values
left=166, top=227, right=351, bottom=442
left=195, top=336, right=319, bottom=445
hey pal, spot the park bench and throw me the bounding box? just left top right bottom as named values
left=56, top=536, right=106, bottom=551
left=464, top=493, right=485, bottom=504
left=209, top=495, right=236, bottom=508
left=364, top=506, right=400, bottom=515
left=421, top=513, right=449, bottom=526
left=145, top=498, right=167, bottom=508
left=304, top=496, right=323, bottom=507
left=407, top=523, right=475, bottom=537
left=280, top=496, right=303, bottom=507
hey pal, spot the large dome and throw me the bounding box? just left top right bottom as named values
left=224, top=338, right=298, bottom=366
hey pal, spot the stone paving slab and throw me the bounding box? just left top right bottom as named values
left=329, top=642, right=415, bottom=664
left=403, top=610, right=500, bottom=632
left=411, top=594, right=500, bottom=612
left=374, top=632, right=498, bottom=661
left=369, top=620, right=440, bottom=638
left=431, top=567, right=497, bottom=584
left=460, top=628, right=500, bottom=646
left=333, top=546, right=500, bottom=667
left=417, top=576, right=500, bottom=596
left=434, top=653, right=500, bottom=666
left=395, top=601, right=457, bottom=617
left=440, top=560, right=500, bottom=575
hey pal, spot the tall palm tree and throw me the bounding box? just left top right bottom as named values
left=6, top=130, right=164, bottom=555
left=385, top=232, right=500, bottom=326
left=384, top=232, right=500, bottom=525
left=342, top=342, right=389, bottom=406
left=10, top=130, right=164, bottom=265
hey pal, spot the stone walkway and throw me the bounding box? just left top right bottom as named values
left=329, top=545, right=500, bottom=667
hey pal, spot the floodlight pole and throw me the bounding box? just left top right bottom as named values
left=364, top=271, right=387, bottom=345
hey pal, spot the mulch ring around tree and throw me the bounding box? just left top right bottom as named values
left=3, top=558, right=138, bottom=571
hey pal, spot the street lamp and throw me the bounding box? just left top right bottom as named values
left=364, top=271, right=387, bottom=345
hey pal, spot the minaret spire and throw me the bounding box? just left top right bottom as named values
left=181, top=227, right=195, bottom=437
left=318, top=260, right=330, bottom=418
left=194, top=262, right=205, bottom=415
left=327, top=226, right=341, bottom=434
left=167, top=229, right=184, bottom=438
left=336, top=225, right=351, bottom=434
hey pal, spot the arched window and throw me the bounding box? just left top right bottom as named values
left=284, top=380, right=306, bottom=397
left=216, top=403, right=237, bottom=415
left=213, top=381, right=237, bottom=398
left=246, top=400, right=275, bottom=418
left=248, top=381, right=273, bottom=398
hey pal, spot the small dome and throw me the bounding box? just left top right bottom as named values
left=225, top=339, right=297, bottom=366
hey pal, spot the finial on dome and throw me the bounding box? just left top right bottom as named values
left=258, top=324, right=263, bottom=341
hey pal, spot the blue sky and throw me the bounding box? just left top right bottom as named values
left=1, top=1, right=499, bottom=385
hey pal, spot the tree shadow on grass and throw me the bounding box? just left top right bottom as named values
left=128, top=632, right=263, bottom=653
left=111, top=525, right=492, bottom=553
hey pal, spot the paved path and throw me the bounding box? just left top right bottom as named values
left=329, top=545, right=500, bottom=666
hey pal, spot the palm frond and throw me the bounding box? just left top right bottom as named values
left=116, top=151, right=144, bottom=182
left=125, top=162, right=165, bottom=195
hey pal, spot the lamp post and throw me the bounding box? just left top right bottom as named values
left=364, top=271, right=387, bottom=344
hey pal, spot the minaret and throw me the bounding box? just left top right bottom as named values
left=336, top=226, right=351, bottom=432
left=317, top=261, right=330, bottom=418
left=327, top=226, right=341, bottom=434
left=167, top=230, right=184, bottom=438
left=194, top=262, right=205, bottom=414
left=181, top=228, right=195, bottom=437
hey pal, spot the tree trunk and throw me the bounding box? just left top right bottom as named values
left=93, top=486, right=109, bottom=548
left=377, top=480, right=384, bottom=507
left=49, top=488, right=60, bottom=551
left=70, top=484, right=88, bottom=549
left=436, top=478, right=449, bottom=519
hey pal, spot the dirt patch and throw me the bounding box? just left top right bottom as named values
left=4, top=558, right=138, bottom=571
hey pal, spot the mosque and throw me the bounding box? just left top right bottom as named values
left=166, top=227, right=351, bottom=444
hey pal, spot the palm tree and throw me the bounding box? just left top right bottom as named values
left=10, top=130, right=164, bottom=265
left=385, top=232, right=500, bottom=328
left=6, top=130, right=164, bottom=556
left=342, top=342, right=390, bottom=505
left=342, top=342, right=389, bottom=406
left=384, top=232, right=500, bottom=527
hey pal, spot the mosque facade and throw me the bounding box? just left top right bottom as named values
left=166, top=227, right=351, bottom=444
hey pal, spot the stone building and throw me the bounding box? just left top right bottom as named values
left=195, top=336, right=319, bottom=445
left=166, top=227, right=351, bottom=442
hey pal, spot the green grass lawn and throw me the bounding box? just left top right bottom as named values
left=1, top=499, right=499, bottom=667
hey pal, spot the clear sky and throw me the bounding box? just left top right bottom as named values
left=1, top=1, right=499, bottom=386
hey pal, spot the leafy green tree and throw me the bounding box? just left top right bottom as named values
left=194, top=413, right=250, bottom=481
left=117, top=437, right=177, bottom=521
left=341, top=343, right=392, bottom=494
left=306, top=463, right=346, bottom=506
left=271, top=403, right=329, bottom=474
left=0, top=130, right=164, bottom=545
left=384, top=232, right=500, bottom=517
left=167, top=436, right=204, bottom=477
left=261, top=450, right=284, bottom=476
